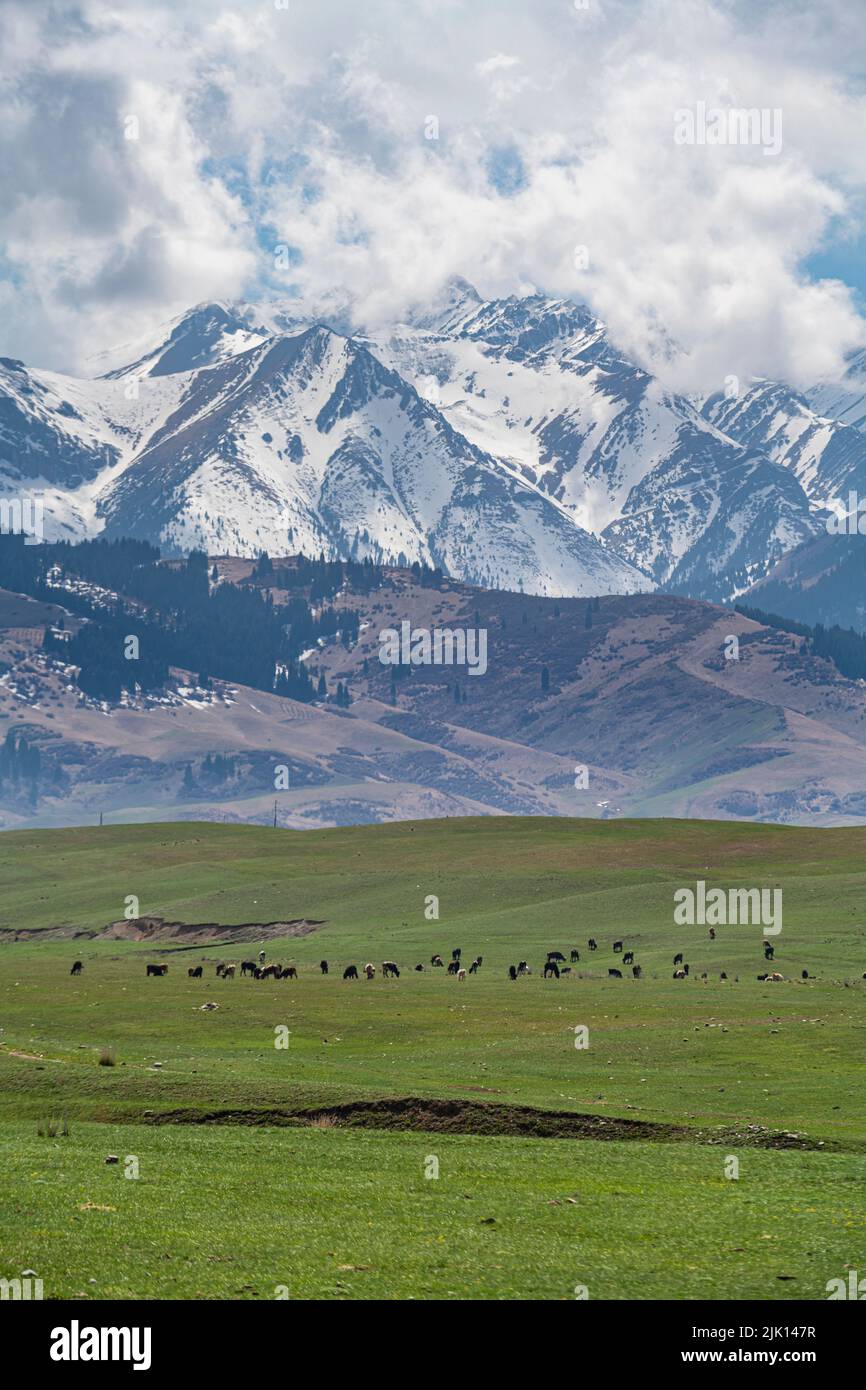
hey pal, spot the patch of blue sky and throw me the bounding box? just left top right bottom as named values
left=485, top=145, right=528, bottom=197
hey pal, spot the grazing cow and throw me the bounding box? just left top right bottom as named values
left=414, top=964, right=424, bottom=972
left=588, top=938, right=598, bottom=951
left=281, top=966, right=298, bottom=980
left=70, top=961, right=83, bottom=976
left=508, top=965, right=517, bottom=981
left=343, top=965, right=358, bottom=980
left=320, top=960, right=329, bottom=975
left=708, top=928, right=716, bottom=941
left=456, top=968, right=466, bottom=981
left=561, top=967, right=571, bottom=974
left=720, top=972, right=727, bottom=980
left=469, top=959, right=480, bottom=974
left=261, top=964, right=280, bottom=979
left=623, top=951, right=634, bottom=966
left=364, top=963, right=375, bottom=980
left=608, top=968, right=622, bottom=979
left=188, top=966, right=203, bottom=979
left=517, top=960, right=529, bottom=976
left=451, top=948, right=461, bottom=961
left=383, top=961, right=400, bottom=978
left=447, top=960, right=459, bottom=975
left=632, top=965, right=642, bottom=979
left=613, top=940, right=623, bottom=954
left=757, top=973, right=768, bottom=981
left=241, top=961, right=256, bottom=977
left=222, top=964, right=236, bottom=979
left=547, top=951, right=566, bottom=962
left=543, top=961, right=560, bottom=979
left=431, top=954, right=444, bottom=968
left=673, top=969, right=686, bottom=979
left=570, top=949, right=580, bottom=963
left=147, top=963, right=168, bottom=977
left=673, top=952, right=683, bottom=966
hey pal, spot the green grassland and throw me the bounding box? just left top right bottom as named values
left=0, top=816, right=864, bottom=1299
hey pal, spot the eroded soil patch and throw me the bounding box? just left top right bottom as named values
left=141, top=1095, right=831, bottom=1150
left=0, top=915, right=324, bottom=945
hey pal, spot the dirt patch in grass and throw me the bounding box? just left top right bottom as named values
left=0, top=915, right=324, bottom=945
left=139, top=1095, right=833, bottom=1150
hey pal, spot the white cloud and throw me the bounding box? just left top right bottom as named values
left=0, top=0, right=864, bottom=389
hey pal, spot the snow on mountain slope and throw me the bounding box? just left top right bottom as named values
left=98, top=325, right=650, bottom=596
left=87, top=302, right=268, bottom=381
left=367, top=283, right=820, bottom=601
left=702, top=379, right=866, bottom=510
left=807, top=348, right=866, bottom=435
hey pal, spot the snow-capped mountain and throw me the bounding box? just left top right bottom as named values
left=366, top=282, right=820, bottom=598
left=99, top=324, right=645, bottom=595
left=702, top=379, right=866, bottom=513
left=0, top=280, right=851, bottom=600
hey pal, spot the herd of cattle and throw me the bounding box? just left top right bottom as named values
left=68, top=937, right=826, bottom=983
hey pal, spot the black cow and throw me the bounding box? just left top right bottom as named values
left=320, top=960, right=329, bottom=975
left=281, top=966, right=298, bottom=980
left=469, top=959, right=480, bottom=974
left=608, top=968, right=622, bottom=979
left=383, top=961, right=400, bottom=978
left=447, top=960, right=459, bottom=975
left=632, top=965, right=642, bottom=979
left=517, top=960, right=529, bottom=975
left=241, top=961, right=256, bottom=977
left=802, top=970, right=809, bottom=979
left=70, top=961, right=83, bottom=976
left=508, top=965, right=517, bottom=981
left=673, top=952, right=683, bottom=966
left=613, top=940, right=623, bottom=953
left=764, top=943, right=775, bottom=961
left=343, top=965, right=358, bottom=980
left=570, top=949, right=580, bottom=963
left=188, top=966, right=203, bottom=978
left=623, top=951, right=634, bottom=965
left=414, top=964, right=424, bottom=971
left=588, top=938, right=598, bottom=951
left=146, top=963, right=167, bottom=977
left=547, top=951, right=565, bottom=962
left=451, top=948, right=461, bottom=961
left=543, top=961, right=560, bottom=979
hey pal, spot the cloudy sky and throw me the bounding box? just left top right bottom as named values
left=1, top=0, right=865, bottom=392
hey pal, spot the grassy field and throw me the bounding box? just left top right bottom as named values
left=1, top=816, right=865, bottom=1299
